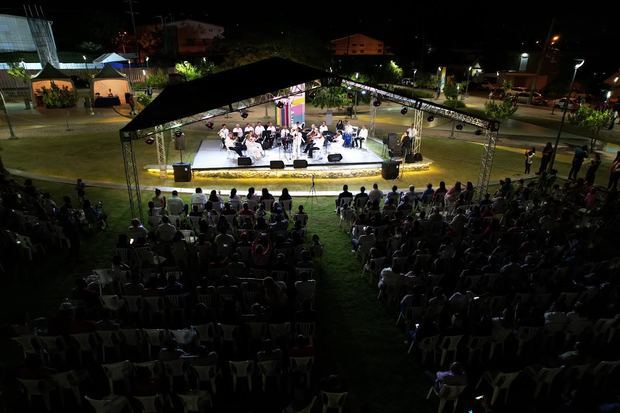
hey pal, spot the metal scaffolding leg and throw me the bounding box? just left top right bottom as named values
left=154, top=125, right=166, bottom=179
left=476, top=129, right=498, bottom=200
left=369, top=95, right=378, bottom=138
left=120, top=132, right=143, bottom=222
left=412, top=108, right=423, bottom=155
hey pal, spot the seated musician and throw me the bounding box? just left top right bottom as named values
left=226, top=132, right=243, bottom=157
left=319, top=121, right=329, bottom=134
left=303, top=130, right=316, bottom=154
left=280, top=125, right=290, bottom=150
left=332, top=131, right=344, bottom=148
left=355, top=125, right=368, bottom=149
left=232, top=124, right=244, bottom=138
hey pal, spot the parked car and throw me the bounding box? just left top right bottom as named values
left=401, top=78, right=414, bottom=86
left=511, top=91, right=548, bottom=106
left=489, top=88, right=506, bottom=100
left=553, top=97, right=577, bottom=110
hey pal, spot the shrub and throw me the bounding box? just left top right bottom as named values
left=145, top=69, right=168, bottom=88
left=136, top=93, right=152, bottom=107
left=442, top=100, right=466, bottom=108
left=41, top=81, right=77, bottom=108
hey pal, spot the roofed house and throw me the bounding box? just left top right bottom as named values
left=330, top=34, right=390, bottom=56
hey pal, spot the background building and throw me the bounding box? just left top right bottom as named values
left=330, top=34, right=390, bottom=56
left=0, top=14, right=59, bottom=67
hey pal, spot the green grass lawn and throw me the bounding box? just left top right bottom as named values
left=1, top=127, right=613, bottom=192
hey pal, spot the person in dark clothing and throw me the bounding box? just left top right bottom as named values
left=537, top=142, right=553, bottom=175
left=584, top=152, right=601, bottom=185
left=336, top=185, right=353, bottom=212
left=568, top=145, right=588, bottom=180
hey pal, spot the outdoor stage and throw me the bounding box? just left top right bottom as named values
left=184, top=138, right=432, bottom=178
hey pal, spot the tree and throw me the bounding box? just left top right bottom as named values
left=443, top=81, right=459, bottom=102
left=484, top=100, right=518, bottom=139
left=310, top=87, right=349, bottom=111
left=7, top=62, right=29, bottom=84
left=175, top=61, right=203, bottom=81
left=569, top=106, right=613, bottom=151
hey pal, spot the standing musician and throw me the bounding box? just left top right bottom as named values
left=280, top=125, right=291, bottom=150
left=218, top=124, right=229, bottom=149
left=292, top=129, right=304, bottom=159
left=400, top=130, right=413, bottom=157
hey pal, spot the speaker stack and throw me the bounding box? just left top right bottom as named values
left=270, top=160, right=285, bottom=169
left=293, top=159, right=308, bottom=168
left=327, top=153, right=343, bottom=162
left=237, top=157, right=252, bottom=166
left=381, top=160, right=401, bottom=180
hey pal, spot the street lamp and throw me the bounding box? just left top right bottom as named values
left=145, top=56, right=149, bottom=68
left=549, top=58, right=585, bottom=172
left=465, top=66, right=472, bottom=97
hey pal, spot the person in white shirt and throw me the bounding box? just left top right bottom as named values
left=406, top=124, right=418, bottom=140
left=279, top=126, right=290, bottom=150
left=232, top=124, right=243, bottom=138
left=127, top=218, right=148, bottom=242
left=292, top=130, right=304, bottom=159
left=254, top=121, right=265, bottom=138
left=225, top=133, right=243, bottom=157
left=331, top=131, right=344, bottom=148
left=291, top=122, right=301, bottom=131
left=246, top=137, right=265, bottom=160
left=313, top=134, right=325, bottom=159
left=368, top=183, right=384, bottom=204
left=319, top=121, right=329, bottom=134
left=167, top=190, right=187, bottom=215
left=355, top=125, right=368, bottom=149
left=244, top=123, right=254, bottom=135
left=218, top=124, right=229, bottom=149
left=190, top=187, right=208, bottom=207
left=157, top=215, right=177, bottom=242
left=266, top=122, right=277, bottom=134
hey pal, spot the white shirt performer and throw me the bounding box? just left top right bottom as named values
left=254, top=122, right=265, bottom=137
left=266, top=122, right=277, bottom=134
left=355, top=125, right=368, bottom=148
left=232, top=124, right=243, bottom=138
left=319, top=122, right=329, bottom=134
left=218, top=124, right=229, bottom=149
left=292, top=131, right=304, bottom=159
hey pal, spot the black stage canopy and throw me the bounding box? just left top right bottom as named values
left=120, top=57, right=329, bottom=133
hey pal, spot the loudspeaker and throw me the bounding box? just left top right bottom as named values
left=413, top=152, right=423, bottom=162
left=381, top=161, right=400, bottom=180
left=293, top=159, right=308, bottom=168
left=405, top=153, right=416, bottom=163
left=328, top=153, right=343, bottom=162
left=172, top=162, right=192, bottom=182
left=270, top=160, right=285, bottom=169
left=238, top=157, right=252, bottom=166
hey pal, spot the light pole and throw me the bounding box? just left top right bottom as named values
left=549, top=59, right=584, bottom=172
left=465, top=66, right=472, bottom=97
left=145, top=56, right=149, bottom=68
left=0, top=88, right=17, bottom=139
left=353, top=72, right=359, bottom=118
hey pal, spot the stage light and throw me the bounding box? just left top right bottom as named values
left=427, top=115, right=434, bottom=122
left=373, top=99, right=381, bottom=107
left=276, top=101, right=284, bottom=109
left=145, top=137, right=155, bottom=145
left=400, top=107, right=408, bottom=115
left=241, top=111, right=248, bottom=119
left=205, top=121, right=214, bottom=129
left=456, top=124, right=463, bottom=130
left=475, top=129, right=483, bottom=135
left=174, top=129, right=184, bottom=137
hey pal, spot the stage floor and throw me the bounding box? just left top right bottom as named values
left=192, top=138, right=384, bottom=170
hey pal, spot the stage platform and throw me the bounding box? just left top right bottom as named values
left=192, top=139, right=384, bottom=169
left=147, top=138, right=432, bottom=179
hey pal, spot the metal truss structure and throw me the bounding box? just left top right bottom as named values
left=412, top=108, right=424, bottom=155
left=121, top=73, right=499, bottom=219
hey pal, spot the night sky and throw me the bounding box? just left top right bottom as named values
left=1, top=1, right=618, bottom=75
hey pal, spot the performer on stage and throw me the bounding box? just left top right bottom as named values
left=343, top=120, right=354, bottom=148
left=292, top=130, right=304, bottom=159
left=266, top=122, right=277, bottom=135
left=355, top=125, right=368, bottom=149
left=400, top=131, right=413, bottom=157
left=405, top=123, right=418, bottom=156
left=291, top=121, right=301, bottom=132
left=254, top=122, right=265, bottom=138
left=246, top=134, right=265, bottom=161
left=232, top=124, right=243, bottom=138
left=226, top=132, right=243, bottom=157
left=244, top=123, right=254, bottom=135
left=331, top=131, right=344, bottom=148
left=218, top=124, right=229, bottom=149
left=313, top=133, right=325, bottom=159
left=319, top=121, right=329, bottom=134
left=280, top=125, right=290, bottom=150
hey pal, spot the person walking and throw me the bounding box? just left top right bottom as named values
left=537, top=142, right=553, bottom=174
left=568, top=145, right=588, bottom=180
left=524, top=147, right=535, bottom=174
left=608, top=152, right=620, bottom=191
left=584, top=152, right=601, bottom=186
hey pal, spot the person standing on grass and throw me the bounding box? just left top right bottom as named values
left=537, top=142, right=553, bottom=175
left=568, top=145, right=588, bottom=181
left=75, top=179, right=86, bottom=205
left=524, top=147, right=535, bottom=174
left=584, top=152, right=601, bottom=186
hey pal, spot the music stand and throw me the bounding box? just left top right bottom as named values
left=307, top=174, right=317, bottom=210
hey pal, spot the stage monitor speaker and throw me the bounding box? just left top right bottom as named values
left=293, top=159, right=308, bottom=168
left=328, top=153, right=343, bottom=162
left=413, top=152, right=423, bottom=162
left=172, top=162, right=192, bottom=182
left=270, top=160, right=285, bottom=169
left=381, top=160, right=400, bottom=180
left=238, top=157, right=252, bottom=166
left=405, top=153, right=416, bottom=163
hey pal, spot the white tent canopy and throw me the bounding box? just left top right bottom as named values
left=93, top=53, right=128, bottom=65
left=91, top=65, right=132, bottom=105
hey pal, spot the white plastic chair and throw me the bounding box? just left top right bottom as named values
left=466, top=336, right=491, bottom=365
left=268, top=323, right=291, bottom=344
left=96, top=330, right=121, bottom=362
left=487, top=371, right=521, bottom=406
left=190, top=364, right=219, bottom=394
left=229, top=360, right=254, bottom=392
left=295, top=322, right=316, bottom=344
left=101, top=360, right=132, bottom=396
left=134, top=395, right=163, bottom=413
left=162, top=358, right=187, bottom=389
left=178, top=392, right=212, bottom=412
left=426, top=384, right=466, bottom=413
left=282, top=396, right=316, bottom=413
left=70, top=332, right=98, bottom=365
left=192, top=323, right=216, bottom=347
left=18, top=378, right=57, bottom=411
left=38, top=335, right=67, bottom=366
left=320, top=391, right=347, bottom=413
left=257, top=359, right=282, bottom=391
left=143, top=328, right=166, bottom=358
left=133, top=360, right=161, bottom=380
left=51, top=370, right=82, bottom=407
left=280, top=199, right=292, bottom=213
left=531, top=366, right=563, bottom=398
left=290, top=356, right=314, bottom=388
left=439, top=335, right=463, bottom=367
left=84, top=395, right=131, bottom=413
left=12, top=335, right=41, bottom=359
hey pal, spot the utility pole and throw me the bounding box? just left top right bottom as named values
left=528, top=18, right=555, bottom=104
left=0, top=88, right=17, bottom=139
left=125, top=0, right=140, bottom=61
